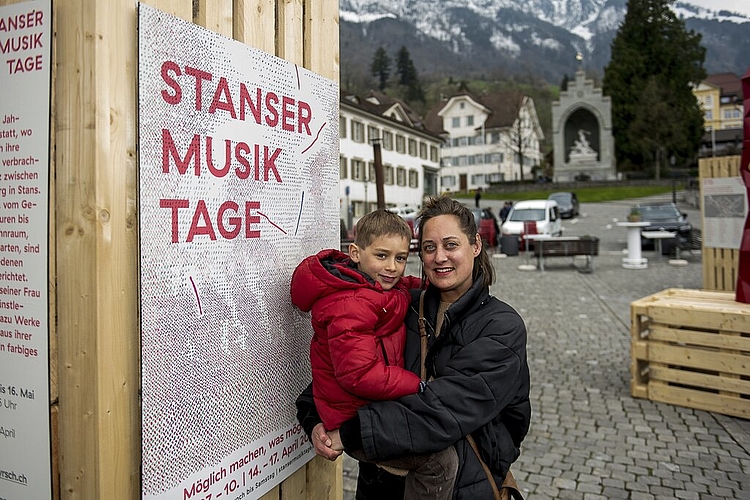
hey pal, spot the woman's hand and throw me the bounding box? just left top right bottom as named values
left=312, top=423, right=342, bottom=461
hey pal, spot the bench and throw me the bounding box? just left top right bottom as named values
left=532, top=236, right=599, bottom=272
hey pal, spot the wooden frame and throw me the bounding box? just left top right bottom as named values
left=699, top=155, right=742, bottom=292
left=0, top=0, right=340, bottom=497
left=631, top=288, right=750, bottom=419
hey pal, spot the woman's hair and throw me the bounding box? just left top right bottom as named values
left=354, top=209, right=413, bottom=248
left=416, top=195, right=495, bottom=288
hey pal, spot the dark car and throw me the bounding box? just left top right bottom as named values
left=472, top=207, right=501, bottom=248
left=633, top=202, right=693, bottom=251
left=548, top=191, right=579, bottom=218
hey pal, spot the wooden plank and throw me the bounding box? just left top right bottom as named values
left=647, top=307, right=750, bottom=334
left=649, top=365, right=750, bottom=395
left=303, top=0, right=339, bottom=80
left=277, top=0, right=304, bottom=64
left=150, top=0, right=192, bottom=20
left=649, top=381, right=750, bottom=419
left=195, top=0, right=233, bottom=36
left=647, top=343, right=750, bottom=376
left=279, top=465, right=307, bottom=497
left=649, top=325, right=750, bottom=352
left=233, top=0, right=276, bottom=54
left=306, top=456, right=344, bottom=500
left=55, top=0, right=140, bottom=498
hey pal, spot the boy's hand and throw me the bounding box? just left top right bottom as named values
left=312, top=423, right=342, bottom=460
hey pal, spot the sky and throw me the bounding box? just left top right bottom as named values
left=685, top=0, right=750, bottom=17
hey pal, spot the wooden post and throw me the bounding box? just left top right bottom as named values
left=25, top=0, right=342, bottom=498
left=699, top=156, right=742, bottom=291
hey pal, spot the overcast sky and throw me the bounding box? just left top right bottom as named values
left=685, top=0, right=750, bottom=17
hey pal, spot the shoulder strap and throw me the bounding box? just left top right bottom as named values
left=466, top=434, right=502, bottom=500
left=418, top=290, right=427, bottom=381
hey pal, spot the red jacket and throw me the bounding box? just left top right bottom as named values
left=291, top=249, right=422, bottom=429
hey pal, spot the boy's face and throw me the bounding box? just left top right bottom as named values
left=349, top=234, right=410, bottom=290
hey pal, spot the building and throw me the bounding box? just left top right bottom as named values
left=424, top=85, right=544, bottom=192
left=551, top=70, right=617, bottom=182
left=339, top=90, right=443, bottom=229
left=693, top=73, right=744, bottom=157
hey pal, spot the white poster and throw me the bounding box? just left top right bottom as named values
left=138, top=5, right=339, bottom=500
left=702, top=176, right=748, bottom=249
left=0, top=0, right=52, bottom=499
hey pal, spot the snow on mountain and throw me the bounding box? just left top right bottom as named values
left=338, top=0, right=750, bottom=83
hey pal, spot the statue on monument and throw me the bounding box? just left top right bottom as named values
left=571, top=129, right=596, bottom=155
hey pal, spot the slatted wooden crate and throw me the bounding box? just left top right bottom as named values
left=631, top=288, right=750, bottom=419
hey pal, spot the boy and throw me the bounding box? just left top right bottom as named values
left=291, top=209, right=457, bottom=500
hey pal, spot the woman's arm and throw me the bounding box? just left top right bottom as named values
left=295, top=384, right=342, bottom=460
left=352, top=311, right=529, bottom=461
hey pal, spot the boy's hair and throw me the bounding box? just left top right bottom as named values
left=354, top=210, right=413, bottom=248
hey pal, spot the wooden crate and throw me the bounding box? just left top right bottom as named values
left=631, top=288, right=750, bottom=419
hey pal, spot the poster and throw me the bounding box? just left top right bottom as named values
left=702, top=176, right=748, bottom=249
left=138, top=5, right=339, bottom=499
left=0, top=0, right=52, bottom=498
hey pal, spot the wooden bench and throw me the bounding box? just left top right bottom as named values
left=532, top=236, right=599, bottom=272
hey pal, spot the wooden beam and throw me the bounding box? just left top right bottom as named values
left=55, top=0, right=139, bottom=498
left=233, top=0, right=276, bottom=53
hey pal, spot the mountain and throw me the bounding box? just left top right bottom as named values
left=339, top=0, right=750, bottom=87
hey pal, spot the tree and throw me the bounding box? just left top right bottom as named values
left=500, top=91, right=544, bottom=183
left=370, top=47, right=391, bottom=91
left=603, top=0, right=706, bottom=173
left=395, top=46, right=425, bottom=103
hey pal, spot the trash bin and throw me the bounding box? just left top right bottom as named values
left=501, top=235, right=519, bottom=256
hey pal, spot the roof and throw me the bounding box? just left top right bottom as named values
left=424, top=87, right=527, bottom=135
left=704, top=73, right=743, bottom=101
left=340, top=90, right=442, bottom=141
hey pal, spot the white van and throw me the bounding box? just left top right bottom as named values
left=501, top=199, right=563, bottom=247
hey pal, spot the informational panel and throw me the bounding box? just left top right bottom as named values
left=702, top=176, right=748, bottom=249
left=0, top=0, right=52, bottom=498
left=138, top=5, right=339, bottom=500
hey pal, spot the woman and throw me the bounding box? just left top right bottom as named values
left=297, top=195, right=531, bottom=498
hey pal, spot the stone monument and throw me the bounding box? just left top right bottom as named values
left=552, top=69, right=616, bottom=182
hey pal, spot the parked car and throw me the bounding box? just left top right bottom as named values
left=632, top=202, right=693, bottom=251
left=548, top=191, right=579, bottom=218
left=387, top=206, right=418, bottom=217
left=472, top=207, right=501, bottom=248
left=501, top=199, right=563, bottom=249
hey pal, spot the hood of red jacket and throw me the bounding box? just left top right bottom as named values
left=291, top=248, right=375, bottom=312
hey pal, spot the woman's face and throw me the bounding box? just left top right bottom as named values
left=420, top=214, right=481, bottom=302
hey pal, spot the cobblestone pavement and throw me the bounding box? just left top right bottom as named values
left=341, top=194, right=750, bottom=499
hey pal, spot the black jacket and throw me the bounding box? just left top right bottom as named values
left=297, top=276, right=531, bottom=499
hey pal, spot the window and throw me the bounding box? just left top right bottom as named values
left=340, top=156, right=348, bottom=179
left=451, top=117, right=460, bottom=128
left=409, top=170, right=419, bottom=188
left=396, top=167, right=406, bottom=186
left=705, top=111, right=713, bottom=120
left=725, top=109, right=741, bottom=119
left=395, top=135, right=406, bottom=153
left=340, top=116, right=346, bottom=138
left=385, top=165, right=394, bottom=185
left=705, top=95, right=713, bottom=107
left=430, top=146, right=438, bottom=162
left=441, top=175, right=456, bottom=187
left=493, top=153, right=504, bottom=163
left=419, top=142, right=428, bottom=159
left=456, top=156, right=467, bottom=166
left=351, top=120, right=365, bottom=143
left=491, top=132, right=501, bottom=144
left=475, top=154, right=484, bottom=164
left=471, top=174, right=485, bottom=184
left=351, top=159, right=365, bottom=180
left=467, top=155, right=476, bottom=165
left=408, top=138, right=417, bottom=156
left=368, top=162, right=376, bottom=182
left=488, top=172, right=504, bottom=183
left=467, top=115, right=474, bottom=126
left=458, top=137, right=468, bottom=146
left=368, top=125, right=380, bottom=142
left=441, top=157, right=453, bottom=168
left=382, top=130, right=393, bottom=150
